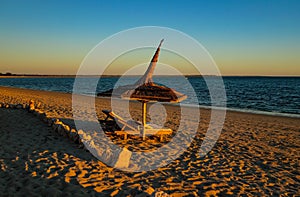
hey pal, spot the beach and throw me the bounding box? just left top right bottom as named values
left=0, top=86, right=299, bottom=196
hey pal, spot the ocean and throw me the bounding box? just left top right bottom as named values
left=0, top=76, right=299, bottom=117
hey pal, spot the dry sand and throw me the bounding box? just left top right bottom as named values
left=0, top=86, right=299, bottom=196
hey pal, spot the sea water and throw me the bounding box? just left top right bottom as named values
left=0, top=76, right=299, bottom=117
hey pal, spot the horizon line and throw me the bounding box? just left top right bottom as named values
left=0, top=73, right=300, bottom=77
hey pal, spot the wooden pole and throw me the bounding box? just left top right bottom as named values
left=142, top=101, right=147, bottom=140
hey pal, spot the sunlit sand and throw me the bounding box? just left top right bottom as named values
left=0, top=86, right=299, bottom=196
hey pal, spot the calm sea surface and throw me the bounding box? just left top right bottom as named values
left=0, top=76, right=299, bottom=117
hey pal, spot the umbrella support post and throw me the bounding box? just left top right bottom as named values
left=142, top=101, right=147, bottom=140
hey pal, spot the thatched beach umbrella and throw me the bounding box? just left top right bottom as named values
left=98, top=39, right=187, bottom=139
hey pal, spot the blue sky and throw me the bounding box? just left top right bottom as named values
left=1, top=0, right=299, bottom=75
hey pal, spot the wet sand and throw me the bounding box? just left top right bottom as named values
left=0, top=86, right=299, bottom=196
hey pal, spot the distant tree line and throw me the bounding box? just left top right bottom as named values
left=0, top=72, right=16, bottom=76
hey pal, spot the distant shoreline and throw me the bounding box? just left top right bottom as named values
left=0, top=74, right=299, bottom=78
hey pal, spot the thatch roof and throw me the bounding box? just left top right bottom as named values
left=97, top=39, right=187, bottom=103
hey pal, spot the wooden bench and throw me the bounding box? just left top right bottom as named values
left=115, top=129, right=172, bottom=141
left=115, top=130, right=140, bottom=140
left=102, top=110, right=172, bottom=141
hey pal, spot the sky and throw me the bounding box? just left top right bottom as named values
left=0, top=0, right=299, bottom=76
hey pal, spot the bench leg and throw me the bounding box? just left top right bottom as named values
left=159, top=135, right=163, bottom=142
left=124, top=133, right=127, bottom=140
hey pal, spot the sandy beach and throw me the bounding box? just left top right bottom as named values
left=0, top=86, right=299, bottom=196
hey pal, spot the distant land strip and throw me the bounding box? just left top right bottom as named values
left=0, top=73, right=299, bottom=78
